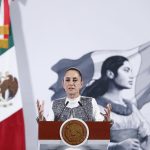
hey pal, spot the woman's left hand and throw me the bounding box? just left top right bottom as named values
left=101, top=103, right=112, bottom=121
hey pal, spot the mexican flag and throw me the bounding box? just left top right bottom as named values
left=0, top=0, right=26, bottom=150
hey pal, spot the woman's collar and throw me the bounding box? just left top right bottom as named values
left=97, top=96, right=133, bottom=116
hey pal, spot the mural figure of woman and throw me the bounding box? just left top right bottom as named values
left=83, top=55, right=150, bottom=150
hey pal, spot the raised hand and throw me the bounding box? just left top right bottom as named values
left=101, top=103, right=112, bottom=121
left=37, top=100, right=45, bottom=121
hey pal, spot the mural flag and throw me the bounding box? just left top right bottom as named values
left=50, top=42, right=150, bottom=111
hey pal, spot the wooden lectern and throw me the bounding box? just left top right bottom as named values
left=38, top=121, right=110, bottom=150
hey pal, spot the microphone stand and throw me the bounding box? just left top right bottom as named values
left=78, top=101, right=90, bottom=121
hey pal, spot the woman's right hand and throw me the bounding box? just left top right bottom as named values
left=37, top=100, right=45, bottom=121
left=118, top=138, right=140, bottom=150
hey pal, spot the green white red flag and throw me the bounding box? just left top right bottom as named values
left=0, top=0, right=26, bottom=149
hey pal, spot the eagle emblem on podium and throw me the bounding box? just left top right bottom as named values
left=60, top=118, right=89, bottom=147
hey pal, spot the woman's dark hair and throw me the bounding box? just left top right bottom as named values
left=64, top=67, right=83, bottom=81
left=82, top=55, right=128, bottom=99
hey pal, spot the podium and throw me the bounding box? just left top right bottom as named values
left=38, top=121, right=110, bottom=150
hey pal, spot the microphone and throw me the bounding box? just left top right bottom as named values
left=78, top=101, right=90, bottom=121
left=55, top=101, right=69, bottom=121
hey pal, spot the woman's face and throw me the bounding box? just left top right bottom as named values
left=113, top=61, right=134, bottom=89
left=62, top=70, right=83, bottom=99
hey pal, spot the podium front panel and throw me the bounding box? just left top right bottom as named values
left=38, top=121, right=110, bottom=150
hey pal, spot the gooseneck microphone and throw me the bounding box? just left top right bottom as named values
left=56, top=101, right=69, bottom=121
left=78, top=101, right=90, bottom=121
